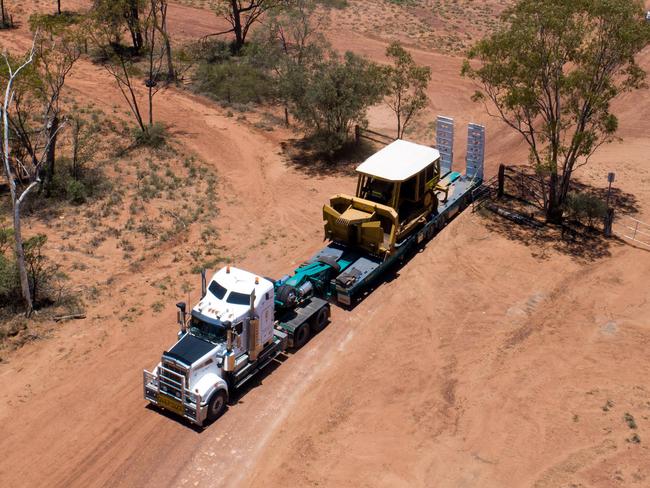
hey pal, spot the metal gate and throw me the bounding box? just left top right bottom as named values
left=615, top=217, right=650, bottom=249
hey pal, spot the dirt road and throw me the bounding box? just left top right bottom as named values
left=1, top=2, right=649, bottom=487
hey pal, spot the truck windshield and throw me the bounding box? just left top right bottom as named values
left=227, top=291, right=251, bottom=305
left=189, top=317, right=226, bottom=344
left=208, top=280, right=227, bottom=299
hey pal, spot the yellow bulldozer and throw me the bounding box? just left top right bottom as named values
left=323, top=139, right=453, bottom=258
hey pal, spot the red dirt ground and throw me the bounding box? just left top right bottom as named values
left=1, top=1, right=649, bottom=487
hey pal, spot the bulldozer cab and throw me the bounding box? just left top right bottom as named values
left=323, top=140, right=442, bottom=257
left=357, top=175, right=395, bottom=206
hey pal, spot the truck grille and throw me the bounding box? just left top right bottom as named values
left=159, top=360, right=188, bottom=400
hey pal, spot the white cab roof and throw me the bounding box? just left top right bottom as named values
left=194, top=267, right=273, bottom=323
left=356, top=139, right=440, bottom=182
left=212, top=266, right=273, bottom=297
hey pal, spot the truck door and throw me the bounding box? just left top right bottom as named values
left=259, top=295, right=274, bottom=345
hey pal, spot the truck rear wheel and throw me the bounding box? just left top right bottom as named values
left=310, top=306, right=329, bottom=334
left=293, top=323, right=311, bottom=349
left=207, top=390, right=227, bottom=422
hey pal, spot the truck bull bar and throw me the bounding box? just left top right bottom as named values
left=143, top=367, right=205, bottom=425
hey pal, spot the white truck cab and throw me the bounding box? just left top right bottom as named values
left=143, top=266, right=285, bottom=425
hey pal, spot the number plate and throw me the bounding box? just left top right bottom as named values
left=157, top=392, right=184, bottom=416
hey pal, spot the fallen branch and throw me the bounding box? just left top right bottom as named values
left=485, top=202, right=543, bottom=228
left=54, top=313, right=86, bottom=322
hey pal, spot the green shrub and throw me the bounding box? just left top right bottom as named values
left=0, top=231, right=60, bottom=311
left=564, top=192, right=607, bottom=227
left=0, top=254, right=20, bottom=308
left=48, top=156, right=107, bottom=204
left=66, top=179, right=88, bottom=204
left=194, top=39, right=233, bottom=64
left=133, top=122, right=168, bottom=148
left=318, top=0, right=348, bottom=7
left=195, top=60, right=274, bottom=104
left=288, top=51, right=386, bottom=152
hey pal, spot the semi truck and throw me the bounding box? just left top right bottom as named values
left=143, top=265, right=332, bottom=424
left=143, top=118, right=485, bottom=426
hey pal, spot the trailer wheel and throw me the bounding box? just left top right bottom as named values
left=310, top=306, right=329, bottom=334
left=293, top=323, right=311, bottom=349
left=207, top=390, right=227, bottom=422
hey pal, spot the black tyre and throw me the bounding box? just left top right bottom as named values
left=310, top=306, right=329, bottom=334
left=276, top=284, right=297, bottom=308
left=293, top=323, right=311, bottom=349
left=206, top=389, right=227, bottom=422
left=459, top=195, right=468, bottom=212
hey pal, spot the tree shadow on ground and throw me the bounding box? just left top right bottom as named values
left=479, top=177, right=640, bottom=262
left=281, top=136, right=379, bottom=177
left=570, top=180, right=639, bottom=216
left=480, top=206, right=620, bottom=262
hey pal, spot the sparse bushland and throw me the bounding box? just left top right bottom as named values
left=211, top=0, right=290, bottom=53
left=0, top=228, right=79, bottom=322
left=88, top=0, right=178, bottom=143
left=206, top=0, right=346, bottom=53
left=1, top=119, right=219, bottom=341
left=194, top=1, right=387, bottom=154
left=0, top=57, right=214, bottom=330
left=1, top=34, right=72, bottom=316
left=383, top=41, right=431, bottom=139
left=258, top=0, right=387, bottom=151
left=286, top=50, right=386, bottom=153
left=195, top=51, right=275, bottom=105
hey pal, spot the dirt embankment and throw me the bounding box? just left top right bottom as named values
left=0, top=1, right=649, bottom=487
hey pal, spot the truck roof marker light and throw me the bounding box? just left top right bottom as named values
left=255, top=277, right=259, bottom=284
left=226, top=266, right=231, bottom=273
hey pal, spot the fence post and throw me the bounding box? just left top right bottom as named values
left=354, top=125, right=360, bottom=146
left=604, top=208, right=614, bottom=237
left=497, top=164, right=505, bottom=198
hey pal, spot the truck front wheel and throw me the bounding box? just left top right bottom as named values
left=207, top=390, right=227, bottom=422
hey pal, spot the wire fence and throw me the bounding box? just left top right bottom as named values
left=354, top=126, right=395, bottom=146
